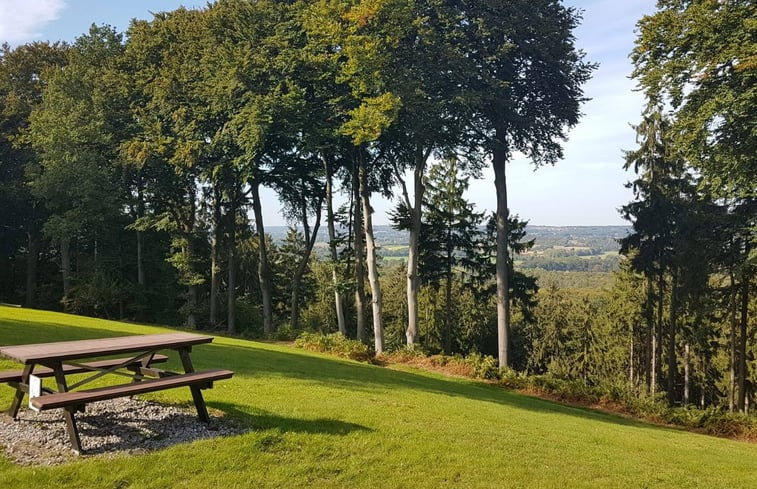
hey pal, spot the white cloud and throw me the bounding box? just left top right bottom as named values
left=0, top=0, right=66, bottom=44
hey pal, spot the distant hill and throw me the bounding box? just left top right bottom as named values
left=266, top=225, right=630, bottom=251
left=266, top=224, right=630, bottom=273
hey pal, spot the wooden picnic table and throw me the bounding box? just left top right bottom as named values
left=0, top=332, right=233, bottom=453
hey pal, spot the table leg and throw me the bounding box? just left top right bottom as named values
left=52, top=362, right=83, bottom=454
left=178, top=348, right=210, bottom=423
left=6, top=364, right=34, bottom=419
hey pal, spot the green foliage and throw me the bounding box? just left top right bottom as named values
left=234, top=295, right=264, bottom=337
left=294, top=331, right=374, bottom=362
left=64, top=270, right=127, bottom=319
left=465, top=352, right=500, bottom=380
left=632, top=0, right=757, bottom=196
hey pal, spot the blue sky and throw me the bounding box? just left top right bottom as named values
left=0, top=0, right=658, bottom=226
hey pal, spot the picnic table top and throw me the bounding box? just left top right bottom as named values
left=0, top=332, right=214, bottom=365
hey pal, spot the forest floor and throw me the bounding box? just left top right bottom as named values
left=1, top=306, right=756, bottom=489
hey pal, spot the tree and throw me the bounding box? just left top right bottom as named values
left=632, top=0, right=756, bottom=198
left=28, top=26, right=125, bottom=309
left=460, top=0, right=595, bottom=367
left=0, top=41, right=67, bottom=307
left=393, top=157, right=485, bottom=354
left=633, top=1, right=756, bottom=409
left=304, top=0, right=415, bottom=352
left=381, top=0, right=474, bottom=347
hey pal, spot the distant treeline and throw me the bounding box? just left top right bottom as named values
left=518, top=254, right=621, bottom=273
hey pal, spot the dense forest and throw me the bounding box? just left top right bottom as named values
left=0, top=0, right=754, bottom=414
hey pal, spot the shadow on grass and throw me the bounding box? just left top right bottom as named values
left=0, top=320, right=132, bottom=347
left=211, top=401, right=372, bottom=436
left=199, top=341, right=684, bottom=437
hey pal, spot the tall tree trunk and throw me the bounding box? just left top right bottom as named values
left=136, top=231, right=145, bottom=286
left=136, top=188, right=146, bottom=288
left=359, top=154, right=383, bottom=353
left=667, top=269, right=678, bottom=405
left=683, top=342, right=690, bottom=406
left=251, top=181, right=273, bottom=336
left=729, top=262, right=738, bottom=412
left=227, top=196, right=238, bottom=334
left=209, top=189, right=223, bottom=327
left=654, top=271, right=665, bottom=395
left=61, top=237, right=71, bottom=309
left=353, top=166, right=366, bottom=342
left=700, top=358, right=706, bottom=409
left=737, top=252, right=750, bottom=412
left=324, top=158, right=347, bottom=335
left=405, top=150, right=427, bottom=346
left=444, top=241, right=453, bottom=355
left=291, top=202, right=322, bottom=330
left=644, top=277, right=654, bottom=392
left=629, top=335, right=635, bottom=387
left=492, top=128, right=511, bottom=368
left=25, top=232, right=38, bottom=308
left=185, top=221, right=197, bottom=329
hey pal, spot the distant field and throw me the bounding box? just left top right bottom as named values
left=527, top=269, right=614, bottom=289
left=3, top=306, right=755, bottom=488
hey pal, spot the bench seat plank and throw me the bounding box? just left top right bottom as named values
left=30, top=369, right=234, bottom=411
left=0, top=354, right=169, bottom=384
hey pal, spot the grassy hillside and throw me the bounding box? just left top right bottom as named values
left=1, top=306, right=756, bottom=488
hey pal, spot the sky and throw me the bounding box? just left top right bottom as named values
left=0, top=0, right=658, bottom=227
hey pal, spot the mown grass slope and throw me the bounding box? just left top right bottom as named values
left=1, top=306, right=756, bottom=488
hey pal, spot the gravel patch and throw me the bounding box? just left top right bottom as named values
left=0, top=398, right=246, bottom=466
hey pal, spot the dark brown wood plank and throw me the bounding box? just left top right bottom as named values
left=30, top=369, right=234, bottom=411
left=0, top=354, right=169, bottom=383
left=0, top=333, right=213, bottom=364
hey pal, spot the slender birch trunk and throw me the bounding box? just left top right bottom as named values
left=324, top=158, right=347, bottom=335
left=359, top=155, right=383, bottom=353
left=353, top=166, right=366, bottom=342
left=405, top=151, right=426, bottom=346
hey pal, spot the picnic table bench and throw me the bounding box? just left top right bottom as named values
left=0, top=332, right=233, bottom=453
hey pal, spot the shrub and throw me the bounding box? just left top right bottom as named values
left=273, top=325, right=299, bottom=341
left=384, top=345, right=428, bottom=363
left=465, top=353, right=500, bottom=380
left=235, top=297, right=264, bottom=337
left=294, top=332, right=374, bottom=362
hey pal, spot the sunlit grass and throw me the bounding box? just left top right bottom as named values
left=1, top=306, right=756, bottom=488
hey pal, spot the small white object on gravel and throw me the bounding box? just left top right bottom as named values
left=0, top=398, right=246, bottom=466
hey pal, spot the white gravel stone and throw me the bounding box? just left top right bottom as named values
left=0, top=398, right=246, bottom=466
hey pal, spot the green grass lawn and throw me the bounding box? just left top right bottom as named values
left=1, top=306, right=756, bottom=488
